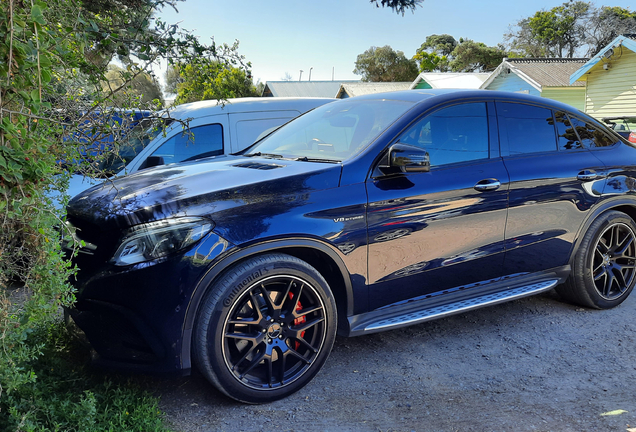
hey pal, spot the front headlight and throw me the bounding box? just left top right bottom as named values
left=111, top=217, right=213, bottom=266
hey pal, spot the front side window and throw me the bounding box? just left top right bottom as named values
left=569, top=117, right=617, bottom=149
left=151, top=124, right=223, bottom=165
left=398, top=102, right=489, bottom=166
left=498, top=103, right=557, bottom=155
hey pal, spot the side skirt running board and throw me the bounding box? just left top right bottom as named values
left=348, top=279, right=559, bottom=336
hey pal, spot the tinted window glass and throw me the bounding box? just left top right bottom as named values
left=151, top=124, right=223, bottom=164
left=498, top=103, right=557, bottom=155
left=554, top=111, right=583, bottom=151
left=398, top=102, right=489, bottom=166
left=569, top=117, right=616, bottom=148
left=249, top=98, right=416, bottom=161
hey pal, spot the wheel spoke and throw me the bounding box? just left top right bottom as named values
left=293, top=316, right=325, bottom=334
left=615, top=233, right=635, bottom=256
left=238, top=350, right=266, bottom=379
left=265, top=353, right=274, bottom=387
left=259, top=283, right=277, bottom=315
left=604, top=271, right=616, bottom=296
left=612, top=266, right=628, bottom=290
left=294, top=304, right=324, bottom=319
left=597, top=239, right=610, bottom=254
left=248, top=291, right=264, bottom=321
left=233, top=341, right=262, bottom=371
left=594, top=267, right=607, bottom=281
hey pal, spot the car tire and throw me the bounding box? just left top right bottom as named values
left=193, top=253, right=337, bottom=403
left=557, top=210, right=636, bottom=309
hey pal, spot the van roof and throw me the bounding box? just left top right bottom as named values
left=168, top=97, right=335, bottom=120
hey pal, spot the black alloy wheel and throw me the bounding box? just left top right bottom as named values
left=557, top=210, right=636, bottom=309
left=193, top=253, right=337, bottom=403
left=591, top=221, right=636, bottom=300
left=222, top=274, right=328, bottom=390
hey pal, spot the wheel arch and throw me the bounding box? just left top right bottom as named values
left=570, top=198, right=636, bottom=265
left=180, top=238, right=354, bottom=370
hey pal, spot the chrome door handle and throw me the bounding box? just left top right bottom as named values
left=577, top=170, right=601, bottom=181
left=474, top=179, right=501, bottom=192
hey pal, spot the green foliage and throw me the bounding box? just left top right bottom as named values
left=353, top=45, right=419, bottom=82
left=586, top=6, right=636, bottom=56
left=505, top=1, right=635, bottom=58
left=369, top=0, right=424, bottom=15
left=413, top=34, right=505, bottom=73
left=0, top=0, right=245, bottom=429
left=171, top=58, right=260, bottom=104
left=413, top=34, right=457, bottom=72
left=103, top=64, right=164, bottom=105
left=449, top=39, right=507, bottom=72
left=0, top=320, right=168, bottom=431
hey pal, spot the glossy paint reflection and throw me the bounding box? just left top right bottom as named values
left=366, top=159, right=510, bottom=310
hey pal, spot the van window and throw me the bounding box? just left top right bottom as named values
left=150, top=124, right=223, bottom=164
left=235, top=117, right=294, bottom=152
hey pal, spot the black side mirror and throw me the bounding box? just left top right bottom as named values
left=139, top=155, right=165, bottom=170
left=380, top=143, right=430, bottom=173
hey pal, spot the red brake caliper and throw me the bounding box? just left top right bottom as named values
left=288, top=292, right=306, bottom=350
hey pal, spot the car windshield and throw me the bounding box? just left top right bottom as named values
left=246, top=98, right=416, bottom=162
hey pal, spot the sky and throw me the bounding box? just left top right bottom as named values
left=155, top=0, right=636, bottom=86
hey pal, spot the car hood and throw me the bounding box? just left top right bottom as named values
left=67, top=156, right=342, bottom=230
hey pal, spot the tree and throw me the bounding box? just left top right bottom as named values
left=585, top=6, right=636, bottom=56
left=103, top=64, right=164, bottom=104
left=413, top=34, right=505, bottom=73
left=170, top=59, right=260, bottom=104
left=353, top=45, right=419, bottom=82
left=449, top=39, right=507, bottom=72
left=506, top=1, right=590, bottom=58
left=370, top=0, right=424, bottom=15
left=165, top=64, right=181, bottom=95
left=0, top=0, right=248, bottom=427
left=413, top=34, right=457, bottom=72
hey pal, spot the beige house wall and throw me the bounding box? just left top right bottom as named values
left=541, top=87, right=586, bottom=112
left=583, top=47, right=636, bottom=120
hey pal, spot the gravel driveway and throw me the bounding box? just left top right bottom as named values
left=148, top=290, right=636, bottom=432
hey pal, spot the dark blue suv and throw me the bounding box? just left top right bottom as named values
left=65, top=90, right=636, bottom=403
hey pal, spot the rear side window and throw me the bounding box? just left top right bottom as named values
left=398, top=102, right=489, bottom=166
left=151, top=124, right=223, bottom=164
left=498, top=103, right=557, bottom=155
left=554, top=111, right=583, bottom=151
left=568, top=117, right=617, bottom=148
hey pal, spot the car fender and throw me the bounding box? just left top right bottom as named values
left=180, top=237, right=355, bottom=370
left=569, top=196, right=636, bottom=265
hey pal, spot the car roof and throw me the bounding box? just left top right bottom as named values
left=167, top=97, right=336, bottom=120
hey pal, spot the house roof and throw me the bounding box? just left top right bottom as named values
left=336, top=82, right=412, bottom=98
left=410, top=73, right=490, bottom=90
left=570, top=35, right=636, bottom=84
left=481, top=58, right=588, bottom=91
left=262, top=81, right=359, bottom=98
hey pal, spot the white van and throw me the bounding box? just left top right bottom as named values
left=60, top=97, right=334, bottom=202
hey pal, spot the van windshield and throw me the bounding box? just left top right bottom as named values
left=246, top=98, right=415, bottom=162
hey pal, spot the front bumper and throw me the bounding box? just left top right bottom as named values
left=67, top=231, right=231, bottom=374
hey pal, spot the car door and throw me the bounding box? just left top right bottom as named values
left=366, top=101, right=510, bottom=311
left=497, top=102, right=607, bottom=275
